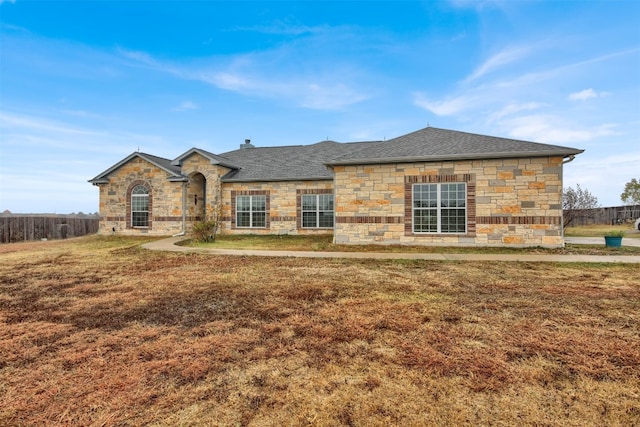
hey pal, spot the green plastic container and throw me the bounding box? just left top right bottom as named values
left=604, top=236, right=623, bottom=248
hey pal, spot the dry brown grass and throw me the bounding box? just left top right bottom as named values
left=1, top=236, right=639, bottom=426
left=565, top=224, right=640, bottom=238
left=187, top=234, right=640, bottom=255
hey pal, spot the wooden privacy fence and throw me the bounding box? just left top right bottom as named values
left=564, top=205, right=640, bottom=226
left=0, top=216, right=99, bottom=244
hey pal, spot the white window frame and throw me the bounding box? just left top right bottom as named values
left=301, top=194, right=334, bottom=229
left=236, top=195, right=267, bottom=228
left=412, top=183, right=467, bottom=234
left=131, top=185, right=149, bottom=228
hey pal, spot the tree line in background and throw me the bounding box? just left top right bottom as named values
left=563, top=177, right=640, bottom=228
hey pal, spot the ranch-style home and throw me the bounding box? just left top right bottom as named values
left=89, top=126, right=583, bottom=247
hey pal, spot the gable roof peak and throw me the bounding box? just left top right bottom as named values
left=88, top=151, right=186, bottom=185
left=171, top=147, right=239, bottom=169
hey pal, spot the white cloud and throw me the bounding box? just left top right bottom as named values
left=568, top=88, right=610, bottom=101
left=0, top=111, right=167, bottom=154
left=236, top=19, right=329, bottom=36
left=119, top=48, right=370, bottom=111
left=569, top=88, right=597, bottom=101
left=117, top=47, right=157, bottom=65
left=499, top=114, right=618, bottom=144
left=464, top=45, right=532, bottom=83
left=413, top=92, right=478, bottom=116
left=488, top=102, right=546, bottom=123
left=172, top=101, right=198, bottom=112
left=564, top=151, right=640, bottom=206
left=299, top=82, right=369, bottom=110
left=0, top=112, right=103, bottom=136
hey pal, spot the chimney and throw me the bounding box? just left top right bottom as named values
left=240, top=138, right=255, bottom=149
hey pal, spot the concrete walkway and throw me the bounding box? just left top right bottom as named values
left=142, top=236, right=640, bottom=263
left=565, top=236, right=640, bottom=247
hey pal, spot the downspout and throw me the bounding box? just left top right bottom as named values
left=172, top=181, right=187, bottom=237
left=559, top=155, right=576, bottom=246
left=327, top=164, right=337, bottom=244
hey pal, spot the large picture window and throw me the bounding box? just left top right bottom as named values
left=236, top=195, right=267, bottom=228
left=413, top=183, right=466, bottom=233
left=302, top=194, right=334, bottom=228
left=131, top=185, right=150, bottom=228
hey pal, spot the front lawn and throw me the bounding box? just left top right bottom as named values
left=1, top=236, right=639, bottom=426
left=565, top=224, right=640, bottom=238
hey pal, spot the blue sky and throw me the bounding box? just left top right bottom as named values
left=1, top=0, right=638, bottom=213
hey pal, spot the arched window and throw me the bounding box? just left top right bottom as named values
left=131, top=185, right=150, bottom=227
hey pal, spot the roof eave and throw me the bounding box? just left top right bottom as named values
left=89, top=152, right=186, bottom=183
left=168, top=176, right=189, bottom=182
left=88, top=179, right=110, bottom=185
left=325, top=149, right=585, bottom=166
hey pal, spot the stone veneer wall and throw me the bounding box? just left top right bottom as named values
left=219, top=180, right=334, bottom=235
left=178, top=153, right=231, bottom=226
left=96, top=153, right=565, bottom=246
left=97, top=157, right=184, bottom=235
left=333, top=156, right=565, bottom=247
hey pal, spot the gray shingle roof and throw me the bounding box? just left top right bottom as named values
left=90, top=127, right=584, bottom=184
left=325, top=127, right=585, bottom=165
left=88, top=152, right=187, bottom=184
left=218, top=140, right=381, bottom=182
left=218, top=127, right=583, bottom=181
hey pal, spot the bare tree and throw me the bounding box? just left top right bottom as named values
left=563, top=184, right=600, bottom=228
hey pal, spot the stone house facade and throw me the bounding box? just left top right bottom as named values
left=89, top=127, right=583, bottom=247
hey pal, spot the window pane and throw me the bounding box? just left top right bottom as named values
left=253, top=196, right=266, bottom=211
left=414, top=184, right=437, bottom=208
left=252, top=212, right=266, bottom=228
left=237, top=212, right=250, bottom=227
left=132, top=185, right=148, bottom=195
left=237, top=196, right=250, bottom=211
left=318, top=195, right=333, bottom=211
left=318, top=212, right=334, bottom=228
left=441, top=209, right=466, bottom=233
left=132, top=197, right=148, bottom=211
left=414, top=209, right=437, bottom=233
left=302, top=195, right=316, bottom=210
left=132, top=212, right=148, bottom=227
left=302, top=211, right=317, bottom=228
